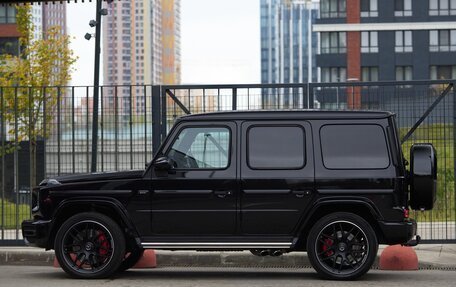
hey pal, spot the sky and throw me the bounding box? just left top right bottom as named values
left=66, top=0, right=261, bottom=86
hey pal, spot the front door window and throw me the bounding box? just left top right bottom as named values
left=167, top=127, right=230, bottom=169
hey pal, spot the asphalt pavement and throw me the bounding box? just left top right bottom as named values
left=1, top=244, right=456, bottom=269
left=1, top=266, right=456, bottom=287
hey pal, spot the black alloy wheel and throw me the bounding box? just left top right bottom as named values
left=307, top=212, right=378, bottom=280
left=54, top=212, right=126, bottom=279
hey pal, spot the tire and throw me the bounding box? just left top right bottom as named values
left=306, top=212, right=378, bottom=280
left=54, top=212, right=126, bottom=279
left=118, top=245, right=144, bottom=272
left=410, top=143, right=437, bottom=210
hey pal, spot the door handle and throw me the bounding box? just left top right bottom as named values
left=213, top=190, right=232, bottom=198
left=292, top=189, right=311, bottom=198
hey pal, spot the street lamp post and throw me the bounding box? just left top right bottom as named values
left=88, top=0, right=109, bottom=172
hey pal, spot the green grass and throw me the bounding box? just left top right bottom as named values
left=400, top=123, right=456, bottom=222
left=0, top=199, right=31, bottom=229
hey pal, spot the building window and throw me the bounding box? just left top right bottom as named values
left=395, top=31, right=413, bottom=52
left=430, top=30, right=456, bottom=52
left=430, top=65, right=456, bottom=79
left=396, top=66, right=413, bottom=81
left=321, top=67, right=347, bottom=82
left=0, top=6, right=16, bottom=23
left=321, top=32, right=346, bottom=54
left=320, top=0, right=346, bottom=18
left=361, top=31, right=378, bottom=53
left=362, top=66, right=379, bottom=81
left=361, top=0, right=378, bottom=17
left=429, top=0, right=456, bottom=15
left=395, top=0, right=412, bottom=16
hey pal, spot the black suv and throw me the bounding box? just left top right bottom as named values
left=22, top=110, right=437, bottom=280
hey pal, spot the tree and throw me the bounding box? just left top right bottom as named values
left=0, top=4, right=77, bottom=187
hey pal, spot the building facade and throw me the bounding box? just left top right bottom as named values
left=103, top=0, right=181, bottom=114
left=314, top=0, right=456, bottom=85
left=261, top=0, right=319, bottom=84
left=0, top=5, right=20, bottom=57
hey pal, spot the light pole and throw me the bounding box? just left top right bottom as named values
left=86, top=0, right=110, bottom=172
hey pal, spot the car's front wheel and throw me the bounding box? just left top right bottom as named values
left=306, top=212, right=378, bottom=280
left=54, top=212, right=126, bottom=279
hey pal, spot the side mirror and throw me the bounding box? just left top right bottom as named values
left=153, top=156, right=174, bottom=171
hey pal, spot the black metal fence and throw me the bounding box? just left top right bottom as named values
left=1, top=80, right=455, bottom=245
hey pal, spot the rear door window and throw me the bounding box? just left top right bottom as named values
left=247, top=126, right=305, bottom=169
left=320, top=124, right=390, bottom=169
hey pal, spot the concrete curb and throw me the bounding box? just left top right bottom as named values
left=1, top=248, right=456, bottom=270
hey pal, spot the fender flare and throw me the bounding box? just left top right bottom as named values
left=295, top=198, right=383, bottom=244
left=48, top=197, right=139, bottom=247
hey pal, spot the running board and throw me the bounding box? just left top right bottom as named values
left=141, top=242, right=293, bottom=249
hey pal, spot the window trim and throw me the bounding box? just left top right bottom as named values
left=395, top=30, right=413, bottom=53
left=320, top=0, right=347, bottom=19
left=361, top=31, right=379, bottom=53
left=394, top=0, right=412, bottom=16
left=360, top=0, right=378, bottom=17
left=319, top=124, right=391, bottom=170
left=246, top=124, right=307, bottom=170
left=164, top=125, right=232, bottom=171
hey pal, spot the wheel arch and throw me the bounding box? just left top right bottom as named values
left=294, top=199, right=385, bottom=250
left=47, top=197, right=139, bottom=250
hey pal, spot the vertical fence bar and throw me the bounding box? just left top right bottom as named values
left=129, top=86, right=133, bottom=170
left=14, top=88, right=18, bottom=240
left=202, top=88, right=206, bottom=112
left=152, top=85, right=161, bottom=156
left=43, top=88, right=47, bottom=178
left=308, top=83, right=314, bottom=109
left=86, top=87, right=90, bottom=173
left=101, top=87, right=104, bottom=172
left=232, top=88, right=237, bottom=110
left=114, top=86, right=118, bottom=170
left=28, top=87, right=32, bottom=218
left=1, top=87, right=4, bottom=240
left=453, top=83, right=456, bottom=240
left=72, top=87, right=75, bottom=174
left=144, top=85, right=148, bottom=163
left=57, top=87, right=61, bottom=176
left=160, top=88, right=167, bottom=143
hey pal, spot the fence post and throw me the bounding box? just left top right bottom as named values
left=152, top=85, right=161, bottom=156
left=1, top=87, right=4, bottom=241
left=161, top=86, right=167, bottom=145
left=129, top=86, right=133, bottom=170
left=72, top=87, right=75, bottom=173
left=57, top=87, right=61, bottom=176
left=308, top=83, right=314, bottom=109
left=232, top=88, right=237, bottom=110
left=452, top=82, right=456, bottom=239
left=14, top=88, right=19, bottom=240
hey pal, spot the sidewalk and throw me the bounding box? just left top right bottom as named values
left=1, top=244, right=456, bottom=269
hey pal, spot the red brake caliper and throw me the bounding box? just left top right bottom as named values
left=98, top=231, right=110, bottom=257
left=322, top=238, right=334, bottom=257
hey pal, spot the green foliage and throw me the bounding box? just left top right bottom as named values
left=0, top=4, right=77, bottom=156
left=0, top=199, right=31, bottom=229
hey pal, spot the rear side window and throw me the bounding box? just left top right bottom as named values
left=320, top=124, right=390, bottom=169
left=248, top=126, right=305, bottom=169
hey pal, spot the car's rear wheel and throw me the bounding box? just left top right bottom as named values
left=306, top=212, right=378, bottom=280
left=54, top=212, right=126, bottom=279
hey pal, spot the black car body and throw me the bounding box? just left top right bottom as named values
left=22, top=110, right=437, bottom=280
